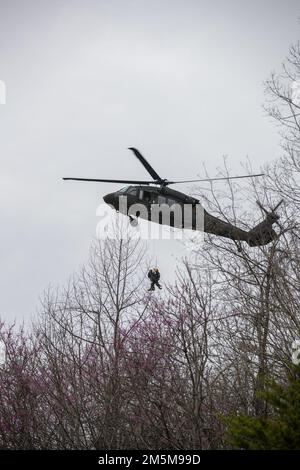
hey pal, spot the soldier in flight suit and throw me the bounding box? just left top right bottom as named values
left=148, top=267, right=162, bottom=291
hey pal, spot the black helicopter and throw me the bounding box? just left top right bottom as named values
left=63, top=147, right=283, bottom=247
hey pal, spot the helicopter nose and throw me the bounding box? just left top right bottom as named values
left=103, top=193, right=114, bottom=205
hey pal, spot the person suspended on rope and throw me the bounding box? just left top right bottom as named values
left=148, top=267, right=162, bottom=291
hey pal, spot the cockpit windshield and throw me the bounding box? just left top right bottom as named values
left=118, top=186, right=129, bottom=193
left=118, top=186, right=139, bottom=196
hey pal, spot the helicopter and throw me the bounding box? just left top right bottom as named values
left=63, top=147, right=283, bottom=247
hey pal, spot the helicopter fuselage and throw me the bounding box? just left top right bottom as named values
left=103, top=185, right=279, bottom=246
left=64, top=147, right=280, bottom=247
left=103, top=185, right=201, bottom=229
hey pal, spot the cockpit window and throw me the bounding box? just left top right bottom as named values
left=126, top=187, right=138, bottom=196
left=118, top=186, right=138, bottom=195
left=118, top=186, right=129, bottom=193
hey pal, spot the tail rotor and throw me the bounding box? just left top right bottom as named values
left=256, top=199, right=283, bottom=225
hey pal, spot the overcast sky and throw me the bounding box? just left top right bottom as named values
left=0, top=0, right=300, bottom=323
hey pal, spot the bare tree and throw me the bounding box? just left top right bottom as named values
left=35, top=222, right=149, bottom=449
left=264, top=41, right=300, bottom=209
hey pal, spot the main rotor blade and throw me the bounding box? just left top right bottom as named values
left=63, top=177, right=154, bottom=185
left=128, top=147, right=162, bottom=181
left=168, top=173, right=265, bottom=184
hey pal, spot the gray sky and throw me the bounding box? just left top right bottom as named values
left=0, top=0, right=299, bottom=322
